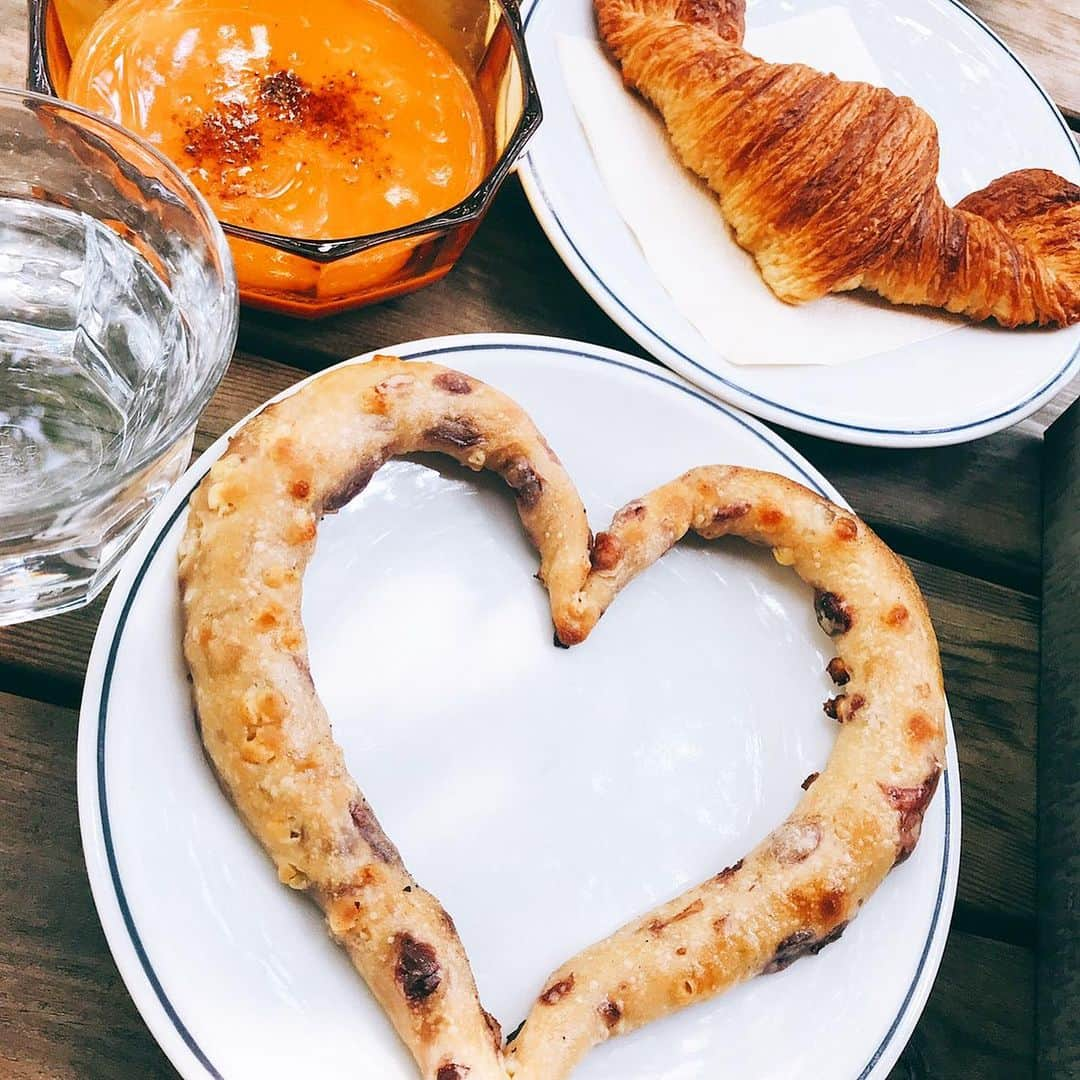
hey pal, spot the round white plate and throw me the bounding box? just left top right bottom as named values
left=518, top=0, right=1080, bottom=447
left=79, top=334, right=960, bottom=1080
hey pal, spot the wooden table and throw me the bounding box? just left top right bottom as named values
left=2, top=4, right=1079, bottom=1077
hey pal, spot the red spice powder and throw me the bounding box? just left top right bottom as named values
left=183, top=100, right=262, bottom=168
left=258, top=69, right=311, bottom=123
left=181, top=68, right=386, bottom=196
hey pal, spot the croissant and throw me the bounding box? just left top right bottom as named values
left=594, top=0, right=1080, bottom=327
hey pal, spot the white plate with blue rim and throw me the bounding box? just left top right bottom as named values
left=79, top=334, right=960, bottom=1079
left=517, top=0, right=1080, bottom=447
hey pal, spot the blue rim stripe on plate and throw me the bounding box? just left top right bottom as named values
left=96, top=342, right=952, bottom=1079
left=98, top=497, right=220, bottom=1078
left=520, top=0, right=1080, bottom=437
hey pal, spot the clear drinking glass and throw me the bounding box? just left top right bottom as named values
left=0, top=89, right=237, bottom=625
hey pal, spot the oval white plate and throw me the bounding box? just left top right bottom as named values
left=518, top=0, right=1080, bottom=447
left=79, top=334, right=960, bottom=1079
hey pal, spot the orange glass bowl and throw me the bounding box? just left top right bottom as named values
left=28, top=0, right=542, bottom=317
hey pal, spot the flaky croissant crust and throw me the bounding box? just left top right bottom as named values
left=596, top=0, right=1080, bottom=327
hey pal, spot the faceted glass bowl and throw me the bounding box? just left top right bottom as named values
left=28, top=0, right=543, bottom=317
left=0, top=88, right=237, bottom=625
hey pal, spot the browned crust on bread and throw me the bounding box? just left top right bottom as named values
left=180, top=358, right=946, bottom=1080
left=179, top=357, right=592, bottom=1080
left=505, top=466, right=945, bottom=1079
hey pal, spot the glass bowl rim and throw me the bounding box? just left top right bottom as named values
left=27, top=0, right=544, bottom=264
left=0, top=85, right=239, bottom=530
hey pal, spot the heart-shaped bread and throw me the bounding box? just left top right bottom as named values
left=178, top=357, right=945, bottom=1080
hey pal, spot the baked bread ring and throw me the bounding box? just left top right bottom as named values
left=179, top=357, right=946, bottom=1080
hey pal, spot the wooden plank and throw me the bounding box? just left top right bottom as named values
left=964, top=0, right=1080, bottom=121
left=0, top=688, right=1034, bottom=1079
left=888, top=931, right=1035, bottom=1080
left=0, top=4, right=25, bottom=90
left=223, top=342, right=1046, bottom=594
left=908, top=559, right=1038, bottom=929
left=0, top=353, right=1040, bottom=926
left=219, top=345, right=1045, bottom=591
left=0, top=552, right=1037, bottom=926
left=0, top=692, right=173, bottom=1080
left=0, top=592, right=100, bottom=707
left=192, top=349, right=303, bottom=452
left=1027, top=376, right=1080, bottom=434
left=784, top=426, right=1043, bottom=593
left=217, top=346, right=1050, bottom=592
left=1037, top=400, right=1080, bottom=1078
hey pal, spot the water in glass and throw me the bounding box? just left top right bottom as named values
left=0, top=198, right=189, bottom=509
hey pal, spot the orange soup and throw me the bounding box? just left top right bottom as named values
left=66, top=0, right=487, bottom=269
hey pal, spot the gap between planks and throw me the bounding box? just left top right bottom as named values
left=1036, top=401, right=1080, bottom=1077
